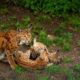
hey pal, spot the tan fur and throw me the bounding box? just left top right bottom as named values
left=31, top=38, right=61, bottom=64
left=0, top=30, right=61, bottom=69
left=31, top=38, right=48, bottom=54
left=0, top=29, right=32, bottom=69
left=15, top=49, right=49, bottom=69
left=49, top=51, right=62, bottom=64
left=14, top=37, right=61, bottom=69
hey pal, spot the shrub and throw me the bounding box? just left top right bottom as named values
left=16, top=0, right=80, bottom=15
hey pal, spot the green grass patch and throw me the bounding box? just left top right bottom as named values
left=15, top=65, right=26, bottom=73
left=75, top=76, right=80, bottom=80
left=77, top=40, right=80, bottom=46
left=15, top=16, right=30, bottom=29
left=0, top=22, right=10, bottom=31
left=37, top=75, right=49, bottom=80
left=63, top=57, right=73, bottom=63
left=45, top=65, right=61, bottom=74
left=53, top=22, right=73, bottom=51
left=8, top=16, right=17, bottom=21
left=38, top=31, right=53, bottom=47
left=53, top=22, right=67, bottom=36
left=62, top=67, right=74, bottom=80
left=69, top=16, right=80, bottom=32
left=36, top=15, right=51, bottom=23
left=32, top=23, right=44, bottom=36
left=44, top=65, right=74, bottom=80
left=0, top=6, right=8, bottom=14
left=53, top=33, right=72, bottom=51
left=73, top=64, right=80, bottom=73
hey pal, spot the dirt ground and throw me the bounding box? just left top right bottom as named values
left=0, top=6, right=80, bottom=80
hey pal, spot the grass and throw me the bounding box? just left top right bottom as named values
left=44, top=65, right=74, bottom=80
left=37, top=75, right=49, bottom=80
left=0, top=22, right=10, bottom=31
left=53, top=32, right=72, bottom=51
left=38, top=30, right=53, bottom=47
left=36, top=15, right=52, bottom=23
left=0, top=15, right=31, bottom=30
left=53, top=22, right=73, bottom=51
left=62, top=68, right=74, bottom=80
left=44, top=65, right=61, bottom=74
left=53, top=22, right=67, bottom=36
left=73, top=64, right=80, bottom=73
left=15, top=16, right=30, bottom=29
left=32, top=23, right=44, bottom=36
left=75, top=76, right=80, bottom=80
left=0, top=7, right=80, bottom=80
left=8, top=16, right=17, bottom=21
left=69, top=15, right=80, bottom=32
left=63, top=57, right=73, bottom=63
left=77, top=40, right=80, bottom=46
left=15, top=64, right=78, bottom=80
left=31, top=23, right=54, bottom=46
left=15, top=65, right=26, bottom=73
left=0, top=6, right=8, bottom=14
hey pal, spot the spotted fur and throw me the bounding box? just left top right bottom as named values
left=0, top=29, right=32, bottom=69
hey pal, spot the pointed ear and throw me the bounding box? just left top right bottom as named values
left=27, top=23, right=32, bottom=31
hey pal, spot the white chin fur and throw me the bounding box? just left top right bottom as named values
left=0, top=54, right=5, bottom=60
left=19, top=40, right=28, bottom=45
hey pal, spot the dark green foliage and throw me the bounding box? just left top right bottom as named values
left=69, top=16, right=80, bottom=32
left=16, top=0, right=80, bottom=15
left=75, top=76, right=80, bottom=80
left=0, top=7, right=8, bottom=14
left=73, top=64, right=80, bottom=73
